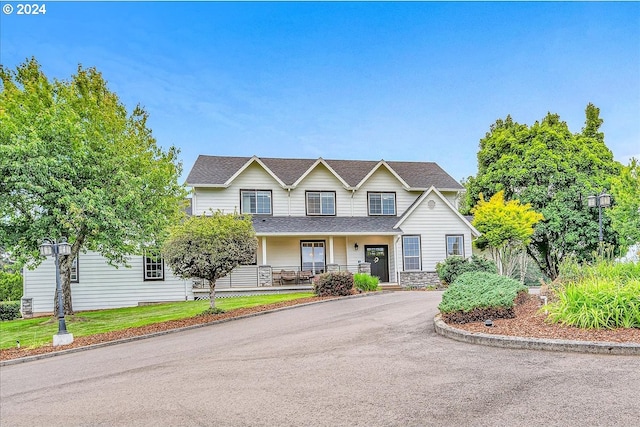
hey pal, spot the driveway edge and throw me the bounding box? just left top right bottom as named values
left=433, top=314, right=640, bottom=356
left=1, top=291, right=389, bottom=367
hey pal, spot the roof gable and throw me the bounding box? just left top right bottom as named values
left=226, top=156, right=286, bottom=188
left=355, top=160, right=410, bottom=189
left=394, top=186, right=480, bottom=236
left=292, top=158, right=350, bottom=188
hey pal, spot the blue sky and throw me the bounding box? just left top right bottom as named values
left=1, top=1, right=638, bottom=183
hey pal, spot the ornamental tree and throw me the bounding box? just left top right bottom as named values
left=472, top=191, right=543, bottom=279
left=464, top=104, right=620, bottom=279
left=0, top=58, right=187, bottom=314
left=162, top=212, right=257, bottom=309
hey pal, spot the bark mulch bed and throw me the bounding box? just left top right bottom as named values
left=0, top=296, right=337, bottom=362
left=449, top=293, right=640, bottom=344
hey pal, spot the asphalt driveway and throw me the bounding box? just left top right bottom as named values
left=1, top=291, right=639, bottom=426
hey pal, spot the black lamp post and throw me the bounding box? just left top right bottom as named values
left=40, top=238, right=74, bottom=346
left=587, top=192, right=611, bottom=243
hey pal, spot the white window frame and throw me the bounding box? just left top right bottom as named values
left=306, top=191, right=336, bottom=216
left=241, top=189, right=272, bottom=215
left=301, top=241, right=326, bottom=275
left=402, top=235, right=421, bottom=271
left=368, top=192, right=396, bottom=216
left=144, top=249, right=165, bottom=281
left=446, top=235, right=465, bottom=257
left=70, top=256, right=79, bottom=283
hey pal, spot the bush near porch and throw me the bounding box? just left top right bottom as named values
left=436, top=255, right=497, bottom=286
left=314, top=272, right=354, bottom=296
left=438, top=271, right=527, bottom=323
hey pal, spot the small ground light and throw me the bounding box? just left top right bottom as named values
left=484, top=319, right=493, bottom=327
left=16, top=340, right=20, bottom=349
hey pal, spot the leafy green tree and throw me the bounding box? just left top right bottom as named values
left=472, top=191, right=544, bottom=279
left=464, top=104, right=620, bottom=279
left=0, top=58, right=186, bottom=314
left=607, top=158, right=640, bottom=253
left=162, top=212, right=257, bottom=309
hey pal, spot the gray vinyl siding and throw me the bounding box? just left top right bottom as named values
left=214, top=265, right=259, bottom=287
left=23, top=252, right=191, bottom=313
left=397, top=193, right=473, bottom=272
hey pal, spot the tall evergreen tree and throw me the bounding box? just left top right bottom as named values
left=464, top=104, right=620, bottom=279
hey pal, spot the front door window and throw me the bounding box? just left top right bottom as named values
left=365, top=245, right=389, bottom=282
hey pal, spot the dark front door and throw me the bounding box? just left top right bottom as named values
left=365, top=245, right=389, bottom=282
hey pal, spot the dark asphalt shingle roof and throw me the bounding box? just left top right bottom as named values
left=253, top=216, right=402, bottom=235
left=185, top=155, right=463, bottom=190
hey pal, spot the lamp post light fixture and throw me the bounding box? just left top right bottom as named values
left=40, top=238, right=74, bottom=346
left=587, top=192, right=611, bottom=243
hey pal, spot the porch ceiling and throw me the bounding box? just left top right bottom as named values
left=253, top=216, right=403, bottom=236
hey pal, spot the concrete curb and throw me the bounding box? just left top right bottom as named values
left=434, top=314, right=640, bottom=356
left=1, top=291, right=391, bottom=367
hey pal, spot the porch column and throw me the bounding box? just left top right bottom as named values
left=329, top=236, right=334, bottom=264
left=261, top=236, right=267, bottom=265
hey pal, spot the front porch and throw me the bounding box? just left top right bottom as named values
left=191, top=263, right=372, bottom=299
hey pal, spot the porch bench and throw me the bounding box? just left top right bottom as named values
left=279, top=270, right=298, bottom=285
left=297, top=270, right=313, bottom=284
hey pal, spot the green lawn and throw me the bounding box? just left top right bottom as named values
left=0, top=292, right=314, bottom=350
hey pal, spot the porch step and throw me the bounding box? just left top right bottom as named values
left=379, top=283, right=402, bottom=291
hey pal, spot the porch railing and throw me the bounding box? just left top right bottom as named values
left=191, top=264, right=363, bottom=289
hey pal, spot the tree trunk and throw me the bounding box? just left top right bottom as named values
left=209, top=279, right=216, bottom=309
left=59, top=255, right=74, bottom=315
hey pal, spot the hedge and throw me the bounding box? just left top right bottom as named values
left=0, top=301, right=21, bottom=321
left=0, top=271, right=23, bottom=301
left=438, top=271, right=527, bottom=314
left=435, top=255, right=497, bottom=286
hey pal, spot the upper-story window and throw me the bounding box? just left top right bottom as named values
left=306, top=191, right=335, bottom=216
left=368, top=192, right=396, bottom=216
left=446, top=235, right=464, bottom=257
left=144, top=249, right=164, bottom=281
left=241, top=190, right=272, bottom=215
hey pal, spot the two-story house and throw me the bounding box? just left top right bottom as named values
left=22, top=155, right=478, bottom=313
left=188, top=155, right=479, bottom=288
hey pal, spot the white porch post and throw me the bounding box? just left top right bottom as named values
left=261, top=236, right=267, bottom=265
left=329, top=236, right=334, bottom=264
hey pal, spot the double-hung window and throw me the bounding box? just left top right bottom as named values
left=306, top=191, right=335, bottom=216
left=446, top=235, right=464, bottom=257
left=402, top=235, right=421, bottom=271
left=144, top=249, right=164, bottom=281
left=241, top=190, right=272, bottom=215
left=368, top=192, right=396, bottom=216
